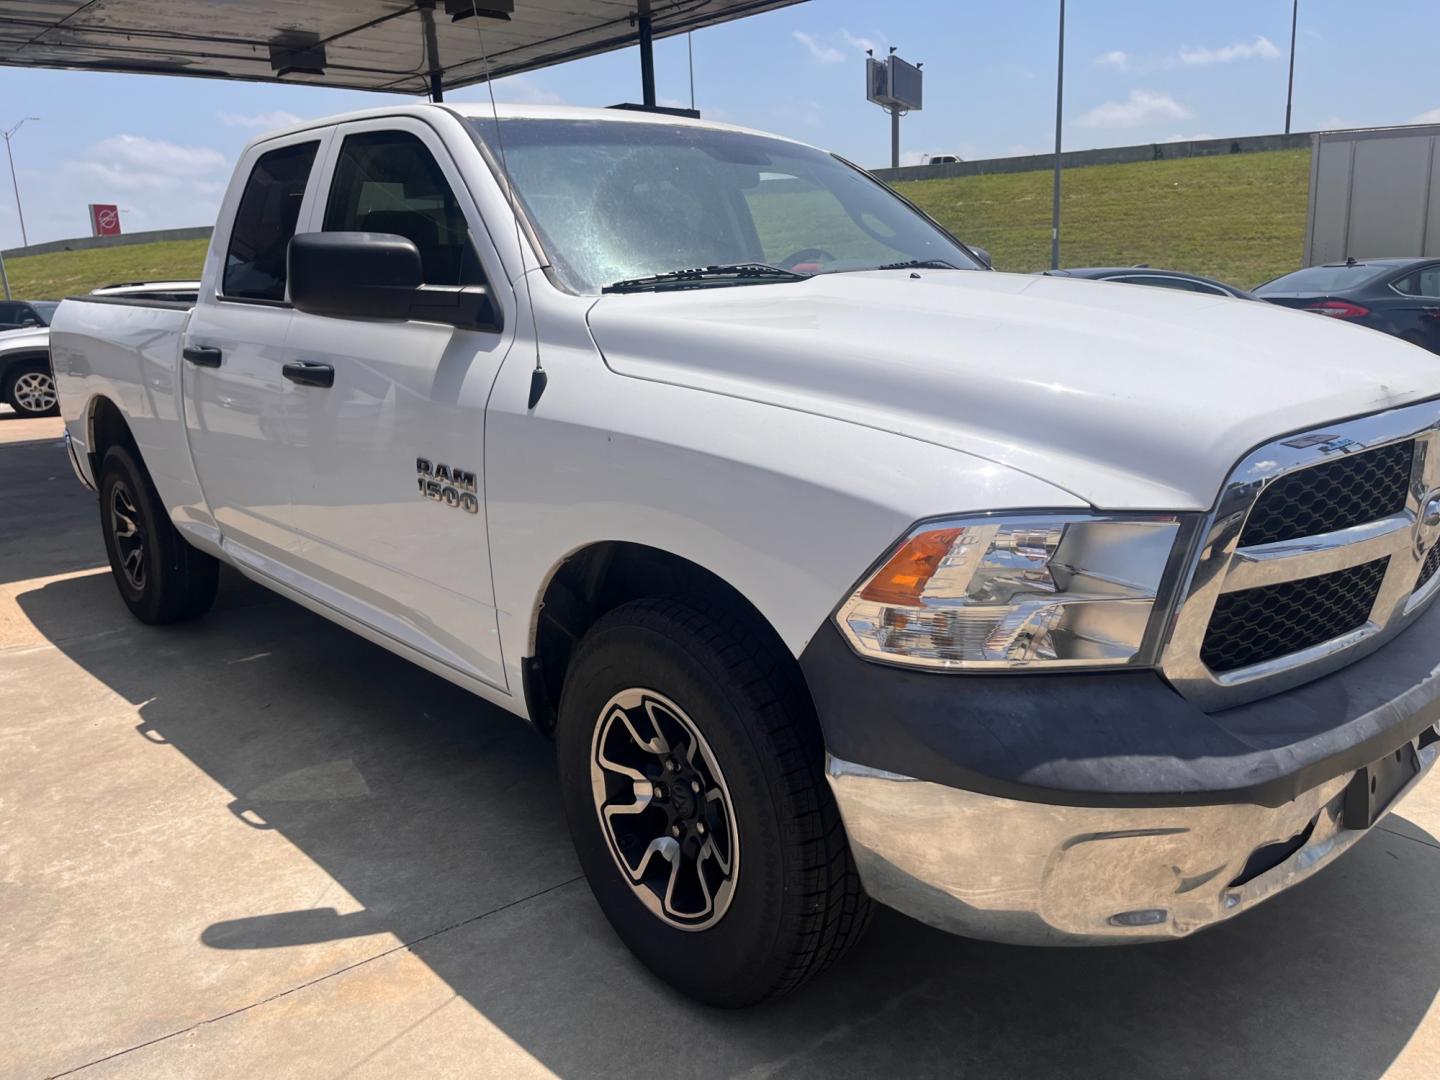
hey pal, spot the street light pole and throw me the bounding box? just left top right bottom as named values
left=2, top=117, right=40, bottom=250
left=1284, top=0, right=1299, bottom=134
left=1050, top=0, right=1065, bottom=270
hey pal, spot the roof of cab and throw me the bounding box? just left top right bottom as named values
left=249, top=101, right=815, bottom=152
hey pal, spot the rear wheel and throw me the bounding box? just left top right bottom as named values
left=2, top=359, right=59, bottom=417
left=98, top=444, right=219, bottom=624
left=557, top=598, right=871, bottom=1006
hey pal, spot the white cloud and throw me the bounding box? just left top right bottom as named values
left=98, top=135, right=226, bottom=175
left=1077, top=89, right=1191, bottom=130
left=899, top=150, right=928, bottom=167
left=1095, top=38, right=1282, bottom=75
left=217, top=110, right=303, bottom=129
left=1160, top=133, right=1218, bottom=143
left=841, top=29, right=883, bottom=56
left=1410, top=107, right=1440, bottom=125
left=1179, top=36, right=1281, bottom=66
left=65, top=135, right=228, bottom=194
left=793, top=31, right=844, bottom=64
left=492, top=75, right=565, bottom=106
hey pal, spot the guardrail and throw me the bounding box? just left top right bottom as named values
left=2, top=225, right=213, bottom=260
left=872, top=132, right=1314, bottom=184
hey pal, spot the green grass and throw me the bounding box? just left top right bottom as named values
left=0, top=148, right=1312, bottom=298
left=897, top=147, right=1312, bottom=288
left=3, top=237, right=210, bottom=299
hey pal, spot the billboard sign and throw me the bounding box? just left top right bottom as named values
left=89, top=203, right=121, bottom=237
left=866, top=55, right=923, bottom=111
left=887, top=56, right=923, bottom=111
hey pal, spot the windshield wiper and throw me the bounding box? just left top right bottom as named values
left=875, top=258, right=964, bottom=271
left=602, top=263, right=809, bottom=294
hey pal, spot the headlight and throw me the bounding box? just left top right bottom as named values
left=837, top=513, right=1184, bottom=670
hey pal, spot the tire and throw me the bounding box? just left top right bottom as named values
left=2, top=359, right=59, bottom=417
left=557, top=597, right=871, bottom=1006
left=98, top=444, right=219, bottom=624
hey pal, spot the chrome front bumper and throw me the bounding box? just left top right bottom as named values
left=827, top=727, right=1439, bottom=946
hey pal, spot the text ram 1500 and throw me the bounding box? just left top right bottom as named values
left=51, top=104, right=1440, bottom=1006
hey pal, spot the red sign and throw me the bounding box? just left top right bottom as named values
left=89, top=203, right=121, bottom=237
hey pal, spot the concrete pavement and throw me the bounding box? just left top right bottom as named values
left=3, top=411, right=1439, bottom=1079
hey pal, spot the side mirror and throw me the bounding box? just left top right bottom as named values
left=969, top=246, right=993, bottom=269
left=288, top=232, right=502, bottom=333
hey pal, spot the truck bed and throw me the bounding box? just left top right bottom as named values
left=50, top=295, right=203, bottom=525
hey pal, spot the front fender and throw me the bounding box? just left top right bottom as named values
left=484, top=343, right=1085, bottom=699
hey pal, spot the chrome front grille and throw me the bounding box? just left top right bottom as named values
left=1162, top=399, right=1440, bottom=710
left=1200, top=558, right=1389, bottom=673
left=1238, top=440, right=1413, bottom=545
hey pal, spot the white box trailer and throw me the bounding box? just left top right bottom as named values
left=1306, top=124, right=1440, bottom=266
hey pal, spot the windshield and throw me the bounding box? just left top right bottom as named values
left=1255, top=264, right=1393, bottom=295
left=468, top=117, right=980, bottom=294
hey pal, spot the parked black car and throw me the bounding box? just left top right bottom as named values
left=1043, top=267, right=1256, bottom=299
left=1255, top=258, right=1440, bottom=354
left=0, top=299, right=59, bottom=332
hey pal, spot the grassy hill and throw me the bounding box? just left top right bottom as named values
left=1, top=147, right=1312, bottom=298
left=897, top=147, right=1311, bottom=288
left=4, top=237, right=210, bottom=299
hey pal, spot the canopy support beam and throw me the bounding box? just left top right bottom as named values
left=638, top=13, right=656, bottom=108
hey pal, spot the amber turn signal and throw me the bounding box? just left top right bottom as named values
left=858, top=527, right=963, bottom=606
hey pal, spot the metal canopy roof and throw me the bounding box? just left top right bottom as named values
left=0, top=1, right=808, bottom=96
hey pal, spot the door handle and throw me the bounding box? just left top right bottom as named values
left=183, top=345, right=222, bottom=367
left=282, top=360, right=335, bottom=388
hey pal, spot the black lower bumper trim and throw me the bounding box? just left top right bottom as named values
left=800, top=595, right=1440, bottom=809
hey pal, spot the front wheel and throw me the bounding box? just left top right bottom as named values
left=557, top=598, right=871, bottom=1006
left=2, top=359, right=59, bottom=417
left=98, top=444, right=219, bottom=624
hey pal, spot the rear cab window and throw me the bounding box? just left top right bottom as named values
left=222, top=140, right=320, bottom=301
left=1255, top=263, right=1393, bottom=296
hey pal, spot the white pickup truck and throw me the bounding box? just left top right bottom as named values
left=51, top=103, right=1440, bottom=1006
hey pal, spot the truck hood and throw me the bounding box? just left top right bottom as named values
left=586, top=271, right=1440, bottom=509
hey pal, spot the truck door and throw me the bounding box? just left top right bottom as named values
left=182, top=130, right=331, bottom=569
left=282, top=117, right=515, bottom=690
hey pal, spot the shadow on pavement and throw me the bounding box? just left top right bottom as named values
left=15, top=564, right=1440, bottom=1080
left=0, top=432, right=104, bottom=585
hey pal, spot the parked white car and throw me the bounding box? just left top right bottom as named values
left=1, top=282, right=197, bottom=418
left=49, top=103, right=1440, bottom=1005
left=0, top=323, right=57, bottom=416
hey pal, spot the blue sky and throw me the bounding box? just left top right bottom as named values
left=2, top=0, right=1438, bottom=248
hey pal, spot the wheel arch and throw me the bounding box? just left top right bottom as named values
left=0, top=348, right=52, bottom=387
left=524, top=540, right=800, bottom=738
left=85, top=394, right=141, bottom=475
